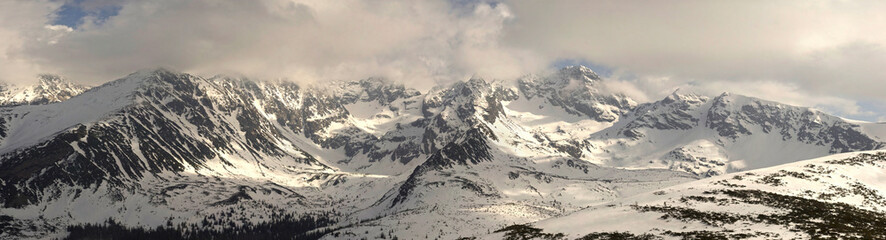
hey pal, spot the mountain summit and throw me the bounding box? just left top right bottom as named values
left=0, top=74, right=88, bottom=107
left=0, top=67, right=883, bottom=239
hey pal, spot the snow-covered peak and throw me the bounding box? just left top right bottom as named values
left=35, top=74, right=66, bottom=85
left=0, top=74, right=89, bottom=107
left=333, top=77, right=420, bottom=105
left=704, top=92, right=851, bottom=139
left=587, top=90, right=883, bottom=177
left=516, top=66, right=636, bottom=122
left=557, top=65, right=600, bottom=82
left=519, top=65, right=601, bottom=91
left=661, top=89, right=707, bottom=105
left=0, top=71, right=149, bottom=153
left=456, top=76, right=494, bottom=95
left=2, top=67, right=885, bottom=239
left=422, top=77, right=507, bottom=113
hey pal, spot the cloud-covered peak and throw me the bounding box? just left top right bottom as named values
left=662, top=88, right=707, bottom=104
left=557, top=65, right=600, bottom=82
left=0, top=0, right=884, bottom=120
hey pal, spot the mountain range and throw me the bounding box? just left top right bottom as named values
left=0, top=66, right=884, bottom=239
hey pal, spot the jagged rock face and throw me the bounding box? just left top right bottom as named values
left=205, top=76, right=354, bottom=150
left=0, top=70, right=532, bottom=209
left=0, top=74, right=88, bottom=107
left=618, top=92, right=709, bottom=139
left=0, top=66, right=884, bottom=239
left=366, top=123, right=696, bottom=239
left=418, top=77, right=517, bottom=153
left=706, top=93, right=883, bottom=153
left=334, top=78, right=421, bottom=106
left=606, top=91, right=884, bottom=152
left=389, top=129, right=493, bottom=207
left=326, top=78, right=427, bottom=164
left=0, top=69, right=549, bottom=210
left=0, top=70, right=329, bottom=207
left=518, top=66, right=637, bottom=122
left=0, top=67, right=881, bottom=198
left=591, top=91, right=883, bottom=177
left=0, top=113, right=7, bottom=139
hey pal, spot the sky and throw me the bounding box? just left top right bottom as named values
left=0, top=0, right=884, bottom=121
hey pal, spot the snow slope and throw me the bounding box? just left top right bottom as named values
left=0, top=66, right=883, bottom=239
left=490, top=151, right=886, bottom=239
left=581, top=91, right=883, bottom=176
left=0, top=73, right=141, bottom=153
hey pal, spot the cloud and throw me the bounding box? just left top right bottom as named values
left=3, top=0, right=540, bottom=90
left=1, top=0, right=885, bottom=120
left=502, top=0, right=886, bottom=120
left=0, top=0, right=64, bottom=85
left=598, top=77, right=652, bottom=103
left=595, top=74, right=877, bottom=121
left=698, top=81, right=873, bottom=117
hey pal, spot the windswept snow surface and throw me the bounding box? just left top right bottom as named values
left=0, top=72, right=143, bottom=153
left=488, top=151, right=886, bottom=239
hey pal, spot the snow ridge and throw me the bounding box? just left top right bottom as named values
left=0, top=66, right=883, bottom=239
left=0, top=74, right=88, bottom=107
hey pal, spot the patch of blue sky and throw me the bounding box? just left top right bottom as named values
left=854, top=100, right=886, bottom=122
left=52, top=0, right=121, bottom=29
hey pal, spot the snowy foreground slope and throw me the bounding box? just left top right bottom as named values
left=489, top=151, right=886, bottom=239
left=0, top=66, right=883, bottom=239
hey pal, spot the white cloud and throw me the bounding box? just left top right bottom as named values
left=4, top=0, right=541, bottom=90
left=0, top=0, right=64, bottom=85
left=598, top=78, right=651, bottom=103
left=502, top=0, right=886, bottom=119
left=0, top=0, right=884, bottom=120
left=699, top=81, right=872, bottom=117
